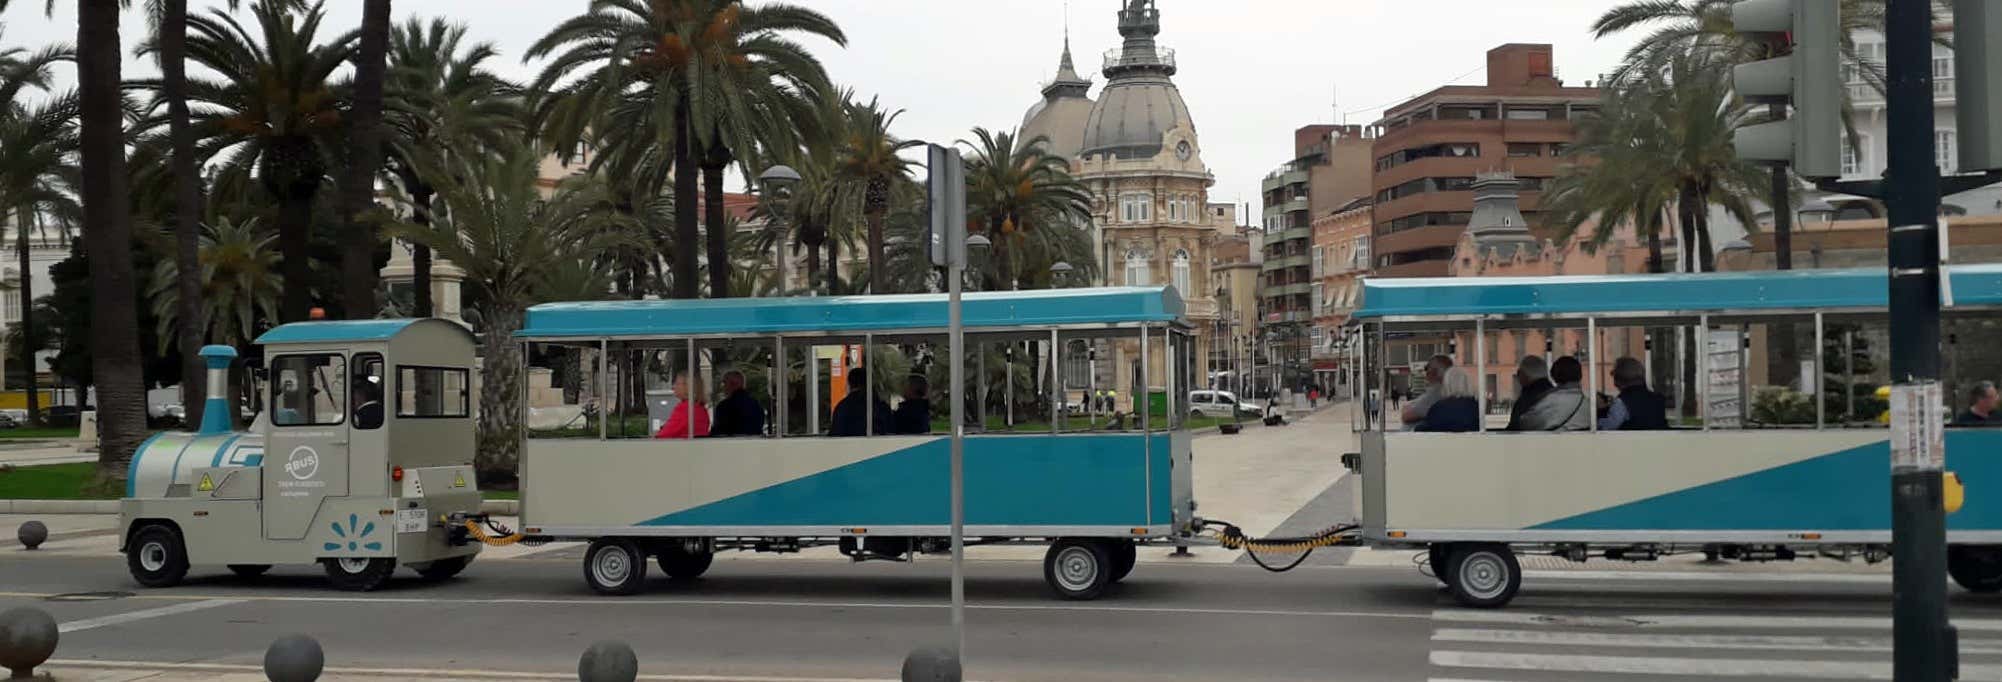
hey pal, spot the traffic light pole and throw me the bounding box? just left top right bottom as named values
left=1883, top=0, right=1953, bottom=679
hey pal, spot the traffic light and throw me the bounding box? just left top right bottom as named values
left=1732, top=0, right=1844, bottom=179
left=1960, top=0, right=2002, bottom=172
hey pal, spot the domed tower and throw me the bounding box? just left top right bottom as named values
left=1018, top=35, right=1095, bottom=160
left=1073, top=0, right=1221, bottom=402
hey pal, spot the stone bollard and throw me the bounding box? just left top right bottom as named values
left=578, top=640, right=638, bottom=682
left=900, top=645, right=961, bottom=682
left=0, top=606, right=59, bottom=679
left=263, top=634, right=325, bottom=682
left=15, top=521, right=46, bottom=551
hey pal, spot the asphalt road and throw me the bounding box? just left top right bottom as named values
left=9, top=552, right=2002, bottom=681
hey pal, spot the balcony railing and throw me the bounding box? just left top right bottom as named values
left=1260, top=254, right=1310, bottom=272
left=1103, top=46, right=1175, bottom=72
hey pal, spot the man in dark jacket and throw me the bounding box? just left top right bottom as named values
left=890, top=375, right=932, bottom=434
left=830, top=367, right=891, bottom=436
left=710, top=370, right=766, bottom=437
left=1504, top=355, right=1554, bottom=431
left=1598, top=357, right=1670, bottom=430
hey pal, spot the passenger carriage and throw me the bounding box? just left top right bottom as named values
left=513, top=286, right=1200, bottom=599
left=1346, top=264, right=2002, bottom=607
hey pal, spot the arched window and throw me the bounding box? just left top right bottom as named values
left=1125, top=250, right=1151, bottom=286
left=1172, top=250, right=1191, bottom=295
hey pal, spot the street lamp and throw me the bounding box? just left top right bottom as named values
left=1050, top=261, right=1074, bottom=287
left=756, top=165, right=800, bottom=296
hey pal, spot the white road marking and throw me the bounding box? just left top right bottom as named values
left=48, top=659, right=916, bottom=682
left=1431, top=627, right=2002, bottom=654
left=0, top=591, right=1428, bottom=621
left=1430, top=650, right=2002, bottom=680
left=1432, top=608, right=2002, bottom=632
left=56, top=598, right=246, bottom=633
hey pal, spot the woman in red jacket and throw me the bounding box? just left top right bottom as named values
left=654, top=371, right=710, bottom=439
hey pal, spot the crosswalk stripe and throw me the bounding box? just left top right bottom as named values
left=58, top=599, right=245, bottom=634
left=1433, top=609, right=2002, bottom=632
left=1430, top=650, right=2002, bottom=680
left=1431, top=627, right=2002, bottom=654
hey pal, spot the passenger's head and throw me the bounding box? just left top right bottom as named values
left=673, top=371, right=703, bottom=401
left=1972, top=380, right=1999, bottom=412
left=1439, top=367, right=1476, bottom=399
left=904, top=374, right=929, bottom=400
left=1516, top=355, right=1549, bottom=386
left=1425, top=354, right=1454, bottom=383
left=847, top=366, right=868, bottom=391
left=722, top=370, right=746, bottom=393
left=1612, top=357, right=1647, bottom=390
left=1550, top=356, right=1583, bottom=386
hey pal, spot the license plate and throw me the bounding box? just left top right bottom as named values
left=394, top=508, right=428, bottom=534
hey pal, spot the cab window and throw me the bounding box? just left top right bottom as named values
left=398, top=366, right=470, bottom=418
left=352, top=353, right=385, bottom=430
left=272, top=354, right=346, bottom=426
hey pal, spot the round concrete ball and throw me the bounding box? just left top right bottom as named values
left=16, top=520, right=47, bottom=550
left=578, top=640, right=638, bottom=682
left=900, top=645, right=962, bottom=682
left=263, top=634, right=325, bottom=682
left=0, top=606, right=59, bottom=678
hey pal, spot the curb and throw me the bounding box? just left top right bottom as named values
left=0, top=498, right=520, bottom=516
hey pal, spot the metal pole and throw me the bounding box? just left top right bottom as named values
left=1051, top=329, right=1061, bottom=432
left=1474, top=320, right=1487, bottom=432
left=598, top=339, right=609, bottom=440
left=1885, top=0, right=1952, bottom=676
left=1814, top=313, right=1825, bottom=430
left=775, top=336, right=787, bottom=438
left=947, top=212, right=967, bottom=662
left=1587, top=318, right=1599, bottom=433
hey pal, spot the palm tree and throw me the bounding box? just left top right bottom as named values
left=335, top=0, right=392, bottom=318
left=1591, top=0, right=1901, bottom=90
left=137, top=0, right=358, bottom=322
left=397, top=144, right=631, bottom=480
left=960, top=127, right=1093, bottom=291
left=383, top=18, right=523, bottom=317
left=146, top=216, right=281, bottom=351
left=529, top=0, right=843, bottom=300
left=143, top=0, right=214, bottom=427
left=77, top=0, right=150, bottom=478
left=830, top=95, right=917, bottom=295
left=0, top=40, right=74, bottom=427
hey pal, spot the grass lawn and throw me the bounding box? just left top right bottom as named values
left=0, top=427, right=81, bottom=440
left=0, top=462, right=103, bottom=499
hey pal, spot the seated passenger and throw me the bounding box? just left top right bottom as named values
left=1519, top=356, right=1591, bottom=431
left=1415, top=367, right=1480, bottom=432
left=830, top=367, right=891, bottom=437
left=653, top=371, right=711, bottom=439
left=1957, top=381, right=2001, bottom=427
left=890, top=374, right=932, bottom=434
left=710, top=370, right=767, bottom=437
left=1400, top=354, right=1454, bottom=429
left=1598, top=356, right=1670, bottom=431
left=1503, top=355, right=1553, bottom=432
left=351, top=376, right=384, bottom=430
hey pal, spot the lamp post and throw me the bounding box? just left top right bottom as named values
left=1050, top=261, right=1074, bottom=287
left=756, top=165, right=800, bottom=296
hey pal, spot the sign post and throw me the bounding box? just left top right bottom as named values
left=927, top=143, right=969, bottom=661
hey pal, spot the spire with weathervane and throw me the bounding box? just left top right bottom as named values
left=1041, top=14, right=1091, bottom=99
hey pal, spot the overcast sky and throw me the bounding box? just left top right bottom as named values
left=2, top=1, right=1642, bottom=219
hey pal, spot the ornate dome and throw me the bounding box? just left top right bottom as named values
left=1078, top=0, right=1197, bottom=161
left=1018, top=38, right=1095, bottom=160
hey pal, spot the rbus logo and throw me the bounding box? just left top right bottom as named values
left=286, top=446, right=320, bottom=481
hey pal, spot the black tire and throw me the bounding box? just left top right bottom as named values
left=227, top=564, right=272, bottom=579
left=656, top=546, right=714, bottom=581
left=584, top=538, right=649, bottom=596
left=1044, top=538, right=1113, bottom=600
left=1108, top=540, right=1138, bottom=583
left=127, top=525, right=190, bottom=588
left=1428, top=544, right=1454, bottom=586
left=1949, top=545, right=2002, bottom=593
left=1446, top=543, right=1521, bottom=609
left=411, top=555, right=474, bottom=581
left=323, top=557, right=397, bottom=591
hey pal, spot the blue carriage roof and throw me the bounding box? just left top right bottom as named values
left=518, top=286, right=1189, bottom=339
left=1352, top=263, right=2002, bottom=320
left=255, top=318, right=472, bottom=345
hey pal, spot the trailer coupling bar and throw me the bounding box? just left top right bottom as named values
left=460, top=517, right=544, bottom=547
left=1197, top=520, right=1361, bottom=573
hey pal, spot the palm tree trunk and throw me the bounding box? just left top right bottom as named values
left=671, top=96, right=700, bottom=300
left=411, top=186, right=434, bottom=317
left=78, top=0, right=149, bottom=476
left=866, top=182, right=886, bottom=295
left=476, top=302, right=525, bottom=484
left=702, top=135, right=732, bottom=298
left=161, top=0, right=206, bottom=429
left=279, top=192, right=314, bottom=321
left=14, top=211, right=38, bottom=426
left=826, top=238, right=839, bottom=292
left=1693, top=191, right=1715, bottom=274
left=338, top=0, right=392, bottom=319
left=805, top=241, right=821, bottom=288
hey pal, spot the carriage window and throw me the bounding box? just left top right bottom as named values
left=397, top=366, right=470, bottom=418
left=272, top=354, right=345, bottom=426
left=352, top=354, right=384, bottom=430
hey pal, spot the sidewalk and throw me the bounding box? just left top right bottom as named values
left=0, top=439, right=94, bottom=467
